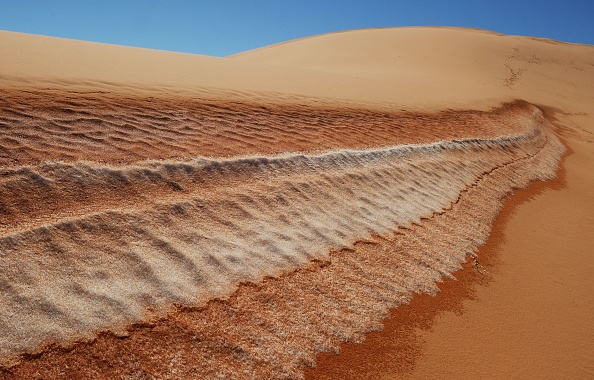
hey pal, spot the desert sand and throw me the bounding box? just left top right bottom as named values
left=0, top=27, right=592, bottom=379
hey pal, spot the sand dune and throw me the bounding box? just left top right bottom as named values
left=0, top=27, right=592, bottom=379
left=0, top=98, right=561, bottom=366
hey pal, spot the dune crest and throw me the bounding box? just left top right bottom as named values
left=0, top=95, right=563, bottom=372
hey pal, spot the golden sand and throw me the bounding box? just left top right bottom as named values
left=0, top=27, right=592, bottom=379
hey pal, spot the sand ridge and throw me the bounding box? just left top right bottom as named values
left=0, top=96, right=560, bottom=368
left=0, top=26, right=592, bottom=378
left=0, top=106, right=563, bottom=379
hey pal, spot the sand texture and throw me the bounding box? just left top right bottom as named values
left=0, top=27, right=593, bottom=379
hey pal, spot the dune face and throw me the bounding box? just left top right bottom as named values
left=0, top=27, right=591, bottom=379
left=0, top=89, right=563, bottom=366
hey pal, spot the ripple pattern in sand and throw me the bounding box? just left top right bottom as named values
left=0, top=87, right=527, bottom=166
left=0, top=103, right=557, bottom=366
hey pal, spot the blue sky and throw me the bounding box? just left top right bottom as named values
left=1, top=1, right=593, bottom=57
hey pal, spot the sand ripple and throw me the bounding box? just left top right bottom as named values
left=0, top=93, right=563, bottom=377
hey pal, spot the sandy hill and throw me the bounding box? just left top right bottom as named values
left=0, top=27, right=592, bottom=379
left=231, top=27, right=594, bottom=112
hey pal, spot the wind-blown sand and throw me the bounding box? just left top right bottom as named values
left=0, top=27, right=592, bottom=379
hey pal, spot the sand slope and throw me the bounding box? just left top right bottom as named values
left=232, top=27, right=594, bottom=113
left=0, top=27, right=592, bottom=379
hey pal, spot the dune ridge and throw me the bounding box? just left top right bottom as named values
left=1, top=105, right=563, bottom=379
left=0, top=94, right=563, bottom=373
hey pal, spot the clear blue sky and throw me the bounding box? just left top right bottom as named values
left=1, top=1, right=593, bottom=57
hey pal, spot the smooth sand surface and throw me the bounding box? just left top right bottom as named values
left=0, top=27, right=593, bottom=378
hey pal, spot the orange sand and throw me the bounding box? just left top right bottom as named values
left=307, top=134, right=594, bottom=379
left=0, top=27, right=593, bottom=379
